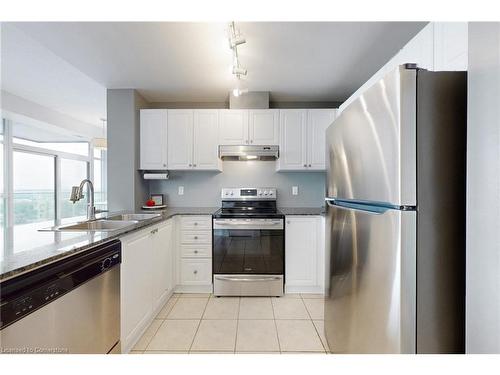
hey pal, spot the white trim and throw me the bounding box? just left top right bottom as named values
left=12, top=143, right=90, bottom=162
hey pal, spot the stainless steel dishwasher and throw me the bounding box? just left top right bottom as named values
left=0, top=240, right=121, bottom=354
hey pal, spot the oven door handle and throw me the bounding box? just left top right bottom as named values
left=215, top=276, right=282, bottom=282
left=213, top=220, right=284, bottom=230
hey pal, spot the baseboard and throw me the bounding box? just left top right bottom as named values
left=174, top=284, right=213, bottom=294
left=285, top=285, right=324, bottom=294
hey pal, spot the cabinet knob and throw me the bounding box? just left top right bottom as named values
left=194, top=222, right=198, bottom=226
left=245, top=140, right=249, bottom=144
left=308, top=164, right=312, bottom=167
left=194, top=236, right=198, bottom=239
left=163, top=163, right=166, bottom=167
left=193, top=270, right=198, bottom=274
left=287, top=221, right=290, bottom=224
left=250, top=140, right=253, bottom=143
left=194, top=250, right=199, bottom=254
left=193, top=164, right=197, bottom=167
left=303, top=164, right=307, bottom=167
left=189, top=164, right=192, bottom=167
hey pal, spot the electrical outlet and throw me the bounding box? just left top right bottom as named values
left=292, top=186, right=298, bottom=196
left=178, top=186, right=184, bottom=195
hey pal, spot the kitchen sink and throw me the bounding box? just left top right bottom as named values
left=106, top=213, right=161, bottom=221
left=41, top=219, right=138, bottom=232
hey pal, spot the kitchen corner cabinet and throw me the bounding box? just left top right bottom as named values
left=120, top=220, right=174, bottom=353
left=168, top=109, right=221, bottom=171
left=285, top=215, right=325, bottom=294
left=219, top=109, right=279, bottom=146
left=277, top=109, right=336, bottom=171
left=140, top=109, right=168, bottom=170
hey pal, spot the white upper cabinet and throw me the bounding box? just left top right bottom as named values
left=339, top=22, right=468, bottom=113
left=218, top=109, right=249, bottom=145
left=433, top=22, right=468, bottom=71
left=248, top=109, right=279, bottom=145
left=141, top=109, right=220, bottom=171
left=277, top=109, right=336, bottom=171
left=277, top=109, right=307, bottom=170
left=193, top=110, right=221, bottom=170
left=140, top=109, right=168, bottom=170
left=307, top=109, right=336, bottom=170
left=167, top=110, right=194, bottom=170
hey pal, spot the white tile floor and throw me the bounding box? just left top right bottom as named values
left=130, top=293, right=329, bottom=354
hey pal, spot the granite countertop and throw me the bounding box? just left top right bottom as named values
left=278, top=207, right=326, bottom=216
left=0, top=207, right=218, bottom=282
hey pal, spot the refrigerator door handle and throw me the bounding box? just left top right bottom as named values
left=325, top=197, right=416, bottom=214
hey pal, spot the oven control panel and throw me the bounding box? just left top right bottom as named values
left=221, top=187, right=277, bottom=200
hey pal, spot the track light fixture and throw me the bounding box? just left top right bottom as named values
left=228, top=21, right=248, bottom=95
left=232, top=66, right=247, bottom=76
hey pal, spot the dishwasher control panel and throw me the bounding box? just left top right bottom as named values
left=0, top=240, right=121, bottom=330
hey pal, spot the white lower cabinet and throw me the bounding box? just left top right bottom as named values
left=175, top=215, right=213, bottom=293
left=180, top=258, right=212, bottom=285
left=120, top=220, right=173, bottom=353
left=285, top=215, right=325, bottom=294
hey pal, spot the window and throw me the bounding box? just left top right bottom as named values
left=1, top=122, right=5, bottom=260
left=13, top=151, right=55, bottom=252
left=1, top=119, right=103, bottom=257
left=93, top=147, right=107, bottom=211
left=60, top=158, right=88, bottom=223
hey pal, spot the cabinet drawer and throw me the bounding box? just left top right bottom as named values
left=180, top=259, right=212, bottom=285
left=181, top=244, right=212, bottom=258
left=180, top=216, right=212, bottom=230
left=181, top=230, right=212, bottom=244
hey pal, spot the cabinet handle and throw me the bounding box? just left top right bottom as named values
left=193, top=270, right=198, bottom=274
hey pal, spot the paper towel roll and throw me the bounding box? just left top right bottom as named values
left=143, top=173, right=169, bottom=180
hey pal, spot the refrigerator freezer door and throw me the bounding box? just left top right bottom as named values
left=326, top=66, right=417, bottom=206
left=324, top=203, right=416, bottom=353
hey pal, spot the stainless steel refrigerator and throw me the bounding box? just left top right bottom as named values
left=324, top=64, right=466, bottom=354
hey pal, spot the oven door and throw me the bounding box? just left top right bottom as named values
left=213, top=218, right=284, bottom=296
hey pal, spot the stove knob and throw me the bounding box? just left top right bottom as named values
left=225, top=192, right=229, bottom=195
left=264, top=191, right=268, bottom=196
left=230, top=191, right=234, bottom=196
left=258, top=191, right=263, bottom=196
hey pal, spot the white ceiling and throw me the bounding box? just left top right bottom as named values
left=1, top=22, right=426, bottom=127
left=1, top=23, right=107, bottom=128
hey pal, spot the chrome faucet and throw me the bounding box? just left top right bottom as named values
left=70, top=179, right=96, bottom=221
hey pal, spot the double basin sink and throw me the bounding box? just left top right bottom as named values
left=41, top=213, right=162, bottom=233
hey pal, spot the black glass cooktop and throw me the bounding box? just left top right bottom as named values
left=213, top=200, right=284, bottom=219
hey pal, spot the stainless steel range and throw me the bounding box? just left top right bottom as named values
left=212, top=187, right=284, bottom=297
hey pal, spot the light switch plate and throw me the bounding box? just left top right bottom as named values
left=178, top=186, right=184, bottom=195
left=292, top=186, right=298, bottom=195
